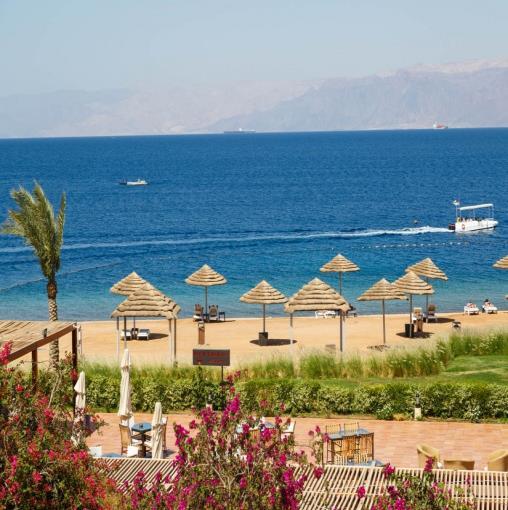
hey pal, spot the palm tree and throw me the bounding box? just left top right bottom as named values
left=1, top=182, right=66, bottom=364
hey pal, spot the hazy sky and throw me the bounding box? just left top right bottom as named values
left=1, top=0, right=507, bottom=96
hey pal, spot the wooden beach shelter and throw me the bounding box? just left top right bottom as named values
left=185, top=264, right=227, bottom=318
left=493, top=255, right=508, bottom=269
left=357, top=279, right=407, bottom=346
left=406, top=258, right=447, bottom=313
left=285, top=278, right=349, bottom=353
left=393, top=271, right=434, bottom=335
left=110, top=272, right=150, bottom=346
left=320, top=253, right=360, bottom=296
left=240, top=280, right=287, bottom=343
left=0, top=320, right=78, bottom=392
left=111, top=283, right=181, bottom=365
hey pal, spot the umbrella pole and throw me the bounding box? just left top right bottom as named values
left=382, top=300, right=386, bottom=345
left=409, top=295, right=413, bottom=330
left=339, top=310, right=343, bottom=354
left=116, top=317, right=120, bottom=362
left=168, top=319, right=172, bottom=365
left=205, top=287, right=208, bottom=319
left=289, top=313, right=294, bottom=351
left=262, top=304, right=266, bottom=334
left=339, top=273, right=343, bottom=296
left=426, top=277, right=429, bottom=314
left=173, top=319, right=177, bottom=366
left=123, top=317, right=127, bottom=349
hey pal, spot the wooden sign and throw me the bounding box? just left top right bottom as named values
left=193, top=349, right=230, bottom=367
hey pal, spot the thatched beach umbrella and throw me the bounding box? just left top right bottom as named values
left=494, top=255, right=508, bottom=269
left=118, top=349, right=132, bottom=426
left=358, top=279, right=407, bottom=346
left=320, top=253, right=360, bottom=295
left=111, top=272, right=149, bottom=348
left=406, top=258, right=447, bottom=313
left=111, top=283, right=180, bottom=365
left=240, top=280, right=287, bottom=340
left=393, top=271, right=434, bottom=333
left=185, top=264, right=227, bottom=317
left=110, top=271, right=148, bottom=295
left=285, top=278, right=349, bottom=353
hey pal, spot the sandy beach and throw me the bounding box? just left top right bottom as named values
left=50, top=310, right=508, bottom=367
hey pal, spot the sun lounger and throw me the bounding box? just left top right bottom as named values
left=209, top=305, right=219, bottom=322
left=464, top=304, right=480, bottom=315
left=482, top=304, right=498, bottom=314
left=193, top=304, right=204, bottom=321
left=424, top=304, right=437, bottom=323
left=121, top=329, right=132, bottom=340
left=315, top=310, right=337, bottom=319
left=137, top=328, right=150, bottom=340
left=282, top=420, right=295, bottom=439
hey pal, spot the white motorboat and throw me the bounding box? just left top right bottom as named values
left=120, top=179, right=148, bottom=186
left=448, top=201, right=498, bottom=232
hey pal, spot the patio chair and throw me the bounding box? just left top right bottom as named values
left=443, top=459, right=475, bottom=470
left=209, top=305, right=219, bottom=322
left=343, top=421, right=359, bottom=434
left=412, top=307, right=423, bottom=322
left=138, top=328, right=150, bottom=340
left=425, top=304, right=437, bottom=323
left=193, top=304, right=204, bottom=321
left=282, top=419, right=295, bottom=439
left=417, top=444, right=441, bottom=468
left=487, top=450, right=508, bottom=471
left=121, top=329, right=132, bottom=340
left=119, top=424, right=142, bottom=456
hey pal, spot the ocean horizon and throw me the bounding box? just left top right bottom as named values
left=0, top=128, right=506, bottom=321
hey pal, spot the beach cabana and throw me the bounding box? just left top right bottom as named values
left=357, top=279, right=407, bottom=346
left=493, top=255, right=508, bottom=269
left=111, top=283, right=181, bottom=365
left=285, top=278, right=349, bottom=353
left=393, top=271, right=434, bottom=336
left=240, top=280, right=287, bottom=344
left=406, top=258, right=447, bottom=313
left=320, top=253, right=360, bottom=296
left=185, top=264, right=227, bottom=319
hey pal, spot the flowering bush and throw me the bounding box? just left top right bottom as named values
left=125, top=379, right=320, bottom=509
left=0, top=343, right=112, bottom=509
left=357, top=459, right=475, bottom=509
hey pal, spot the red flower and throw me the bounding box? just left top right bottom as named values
left=356, top=485, right=366, bottom=499
left=32, top=471, right=43, bottom=484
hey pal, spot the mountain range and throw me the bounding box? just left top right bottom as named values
left=1, top=59, right=508, bottom=138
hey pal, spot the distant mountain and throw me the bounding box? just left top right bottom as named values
left=1, top=59, right=508, bottom=138
left=209, top=61, right=508, bottom=132
left=0, top=81, right=317, bottom=138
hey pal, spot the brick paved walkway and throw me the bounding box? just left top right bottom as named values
left=88, top=412, right=508, bottom=470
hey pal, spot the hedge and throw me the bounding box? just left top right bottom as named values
left=84, top=369, right=508, bottom=421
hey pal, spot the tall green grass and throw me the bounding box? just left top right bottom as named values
left=80, top=329, right=508, bottom=383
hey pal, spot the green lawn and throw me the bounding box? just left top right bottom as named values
left=317, top=355, right=508, bottom=387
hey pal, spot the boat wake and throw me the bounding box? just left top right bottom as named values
left=0, top=226, right=450, bottom=254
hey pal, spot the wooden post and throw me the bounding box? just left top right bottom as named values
left=31, top=349, right=38, bottom=390
left=339, top=310, right=344, bottom=354
left=71, top=326, right=78, bottom=413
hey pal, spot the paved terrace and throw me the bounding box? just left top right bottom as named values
left=88, top=413, right=508, bottom=470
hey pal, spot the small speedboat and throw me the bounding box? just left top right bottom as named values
left=119, top=179, right=148, bottom=186
left=448, top=201, right=498, bottom=232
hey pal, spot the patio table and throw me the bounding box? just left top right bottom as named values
left=131, top=422, right=152, bottom=458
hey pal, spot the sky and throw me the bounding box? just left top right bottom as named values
left=1, top=0, right=508, bottom=96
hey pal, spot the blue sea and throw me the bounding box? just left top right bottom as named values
left=0, top=129, right=507, bottom=321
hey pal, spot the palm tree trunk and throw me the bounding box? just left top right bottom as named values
left=47, top=279, right=59, bottom=365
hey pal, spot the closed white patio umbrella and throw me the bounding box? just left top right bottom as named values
left=118, top=349, right=132, bottom=426
left=72, top=371, right=86, bottom=444
left=150, top=401, right=163, bottom=459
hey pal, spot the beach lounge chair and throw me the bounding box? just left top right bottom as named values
left=121, top=329, right=132, bottom=340
left=138, top=328, right=150, bottom=340
left=411, top=307, right=423, bottom=322
left=209, top=305, right=219, bottom=322
left=119, top=424, right=142, bottom=456
left=424, top=304, right=437, bottom=323
left=315, top=310, right=336, bottom=319
left=482, top=302, right=498, bottom=314
left=464, top=303, right=480, bottom=315
left=487, top=450, right=508, bottom=471
left=193, top=304, right=204, bottom=321
left=282, top=419, right=295, bottom=439
left=417, top=444, right=441, bottom=468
